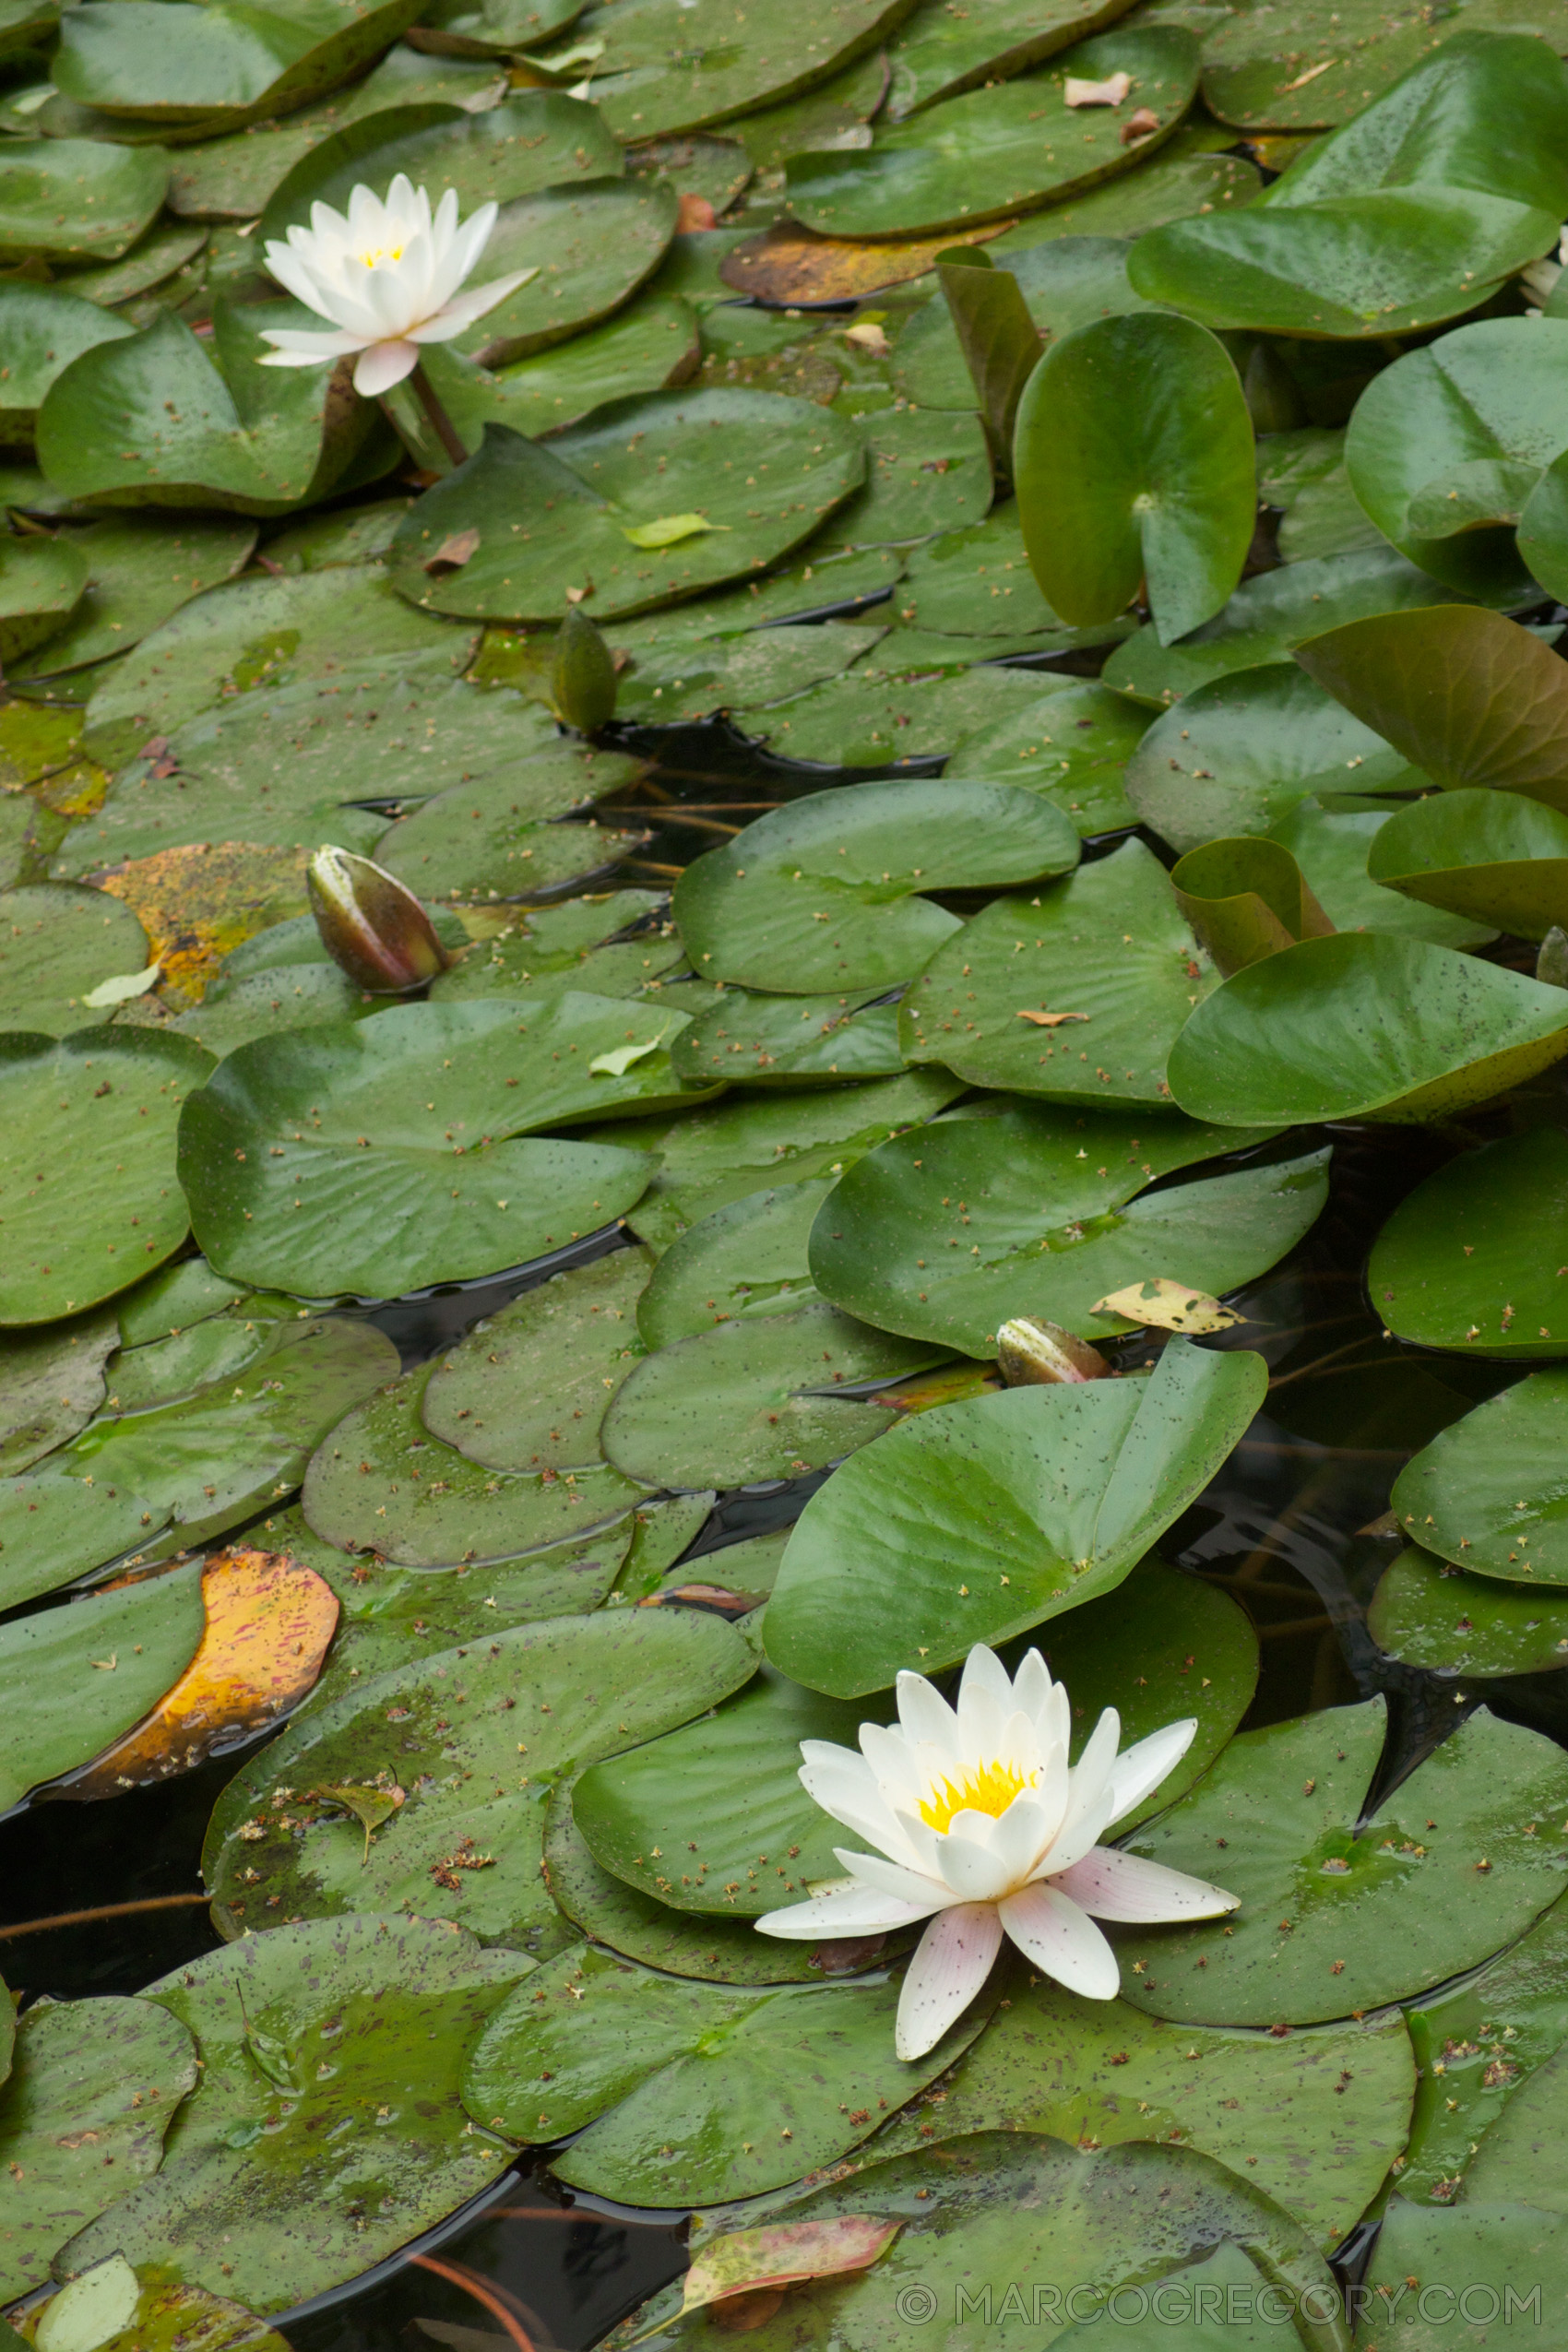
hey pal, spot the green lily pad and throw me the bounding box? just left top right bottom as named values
left=158, top=965, right=375, bottom=1059
left=0, top=884, right=149, bottom=1037
left=0, top=0, right=55, bottom=64
left=542, top=1773, right=836, bottom=1983
left=398, top=292, right=700, bottom=457
left=0, top=138, right=169, bottom=266
left=810, top=1102, right=1324, bottom=1354
left=594, top=1068, right=964, bottom=1253
left=0, top=281, right=136, bottom=444
left=1398, top=1893, right=1568, bottom=2204
left=0, top=1995, right=198, bottom=2303
left=0, top=535, right=87, bottom=667
left=1170, top=833, right=1334, bottom=974
left=890, top=508, right=1090, bottom=636
left=945, top=683, right=1151, bottom=837
left=1363, top=788, right=1568, bottom=941
left=422, top=1245, right=651, bottom=1473
left=601, top=1301, right=942, bottom=1490
left=1370, top=1131, right=1568, bottom=1361
left=59, top=216, right=211, bottom=306
left=36, top=301, right=385, bottom=517
left=0, top=1561, right=204, bottom=1812
left=53, top=0, right=423, bottom=129
left=431, top=890, right=677, bottom=1005
left=669, top=989, right=906, bottom=1088
left=255, top=88, right=621, bottom=241
left=60, top=1310, right=398, bottom=1540
left=749, top=658, right=1059, bottom=767
left=18, top=517, right=258, bottom=683
left=374, top=772, right=647, bottom=902
left=390, top=392, right=864, bottom=625
left=885, top=0, right=1146, bottom=120
left=0, top=1304, right=120, bottom=1476
left=202, top=1610, right=756, bottom=1946
left=80, top=565, right=474, bottom=770
left=55, top=1916, right=527, bottom=2314
left=597, top=613, right=883, bottom=727
left=572, top=1666, right=881, bottom=1919
left=1295, top=604, right=1568, bottom=814
left=637, top=2132, right=1339, bottom=2347
left=176, top=994, right=693, bottom=1299
left=765, top=1336, right=1266, bottom=1695
left=63, top=673, right=558, bottom=874
left=785, top=30, right=1202, bottom=240
left=871, top=1972, right=1409, bottom=2252
left=1200, top=0, right=1568, bottom=132
left=542, top=0, right=915, bottom=143
left=1103, top=548, right=1473, bottom=707
left=1128, top=186, right=1559, bottom=339
left=1266, top=798, right=1497, bottom=948
left=1132, top=30, right=1568, bottom=336
left=1123, top=664, right=1422, bottom=854
left=303, top=1358, right=645, bottom=1567
left=1342, top=318, right=1568, bottom=600
left=1389, top=1370, right=1568, bottom=1584
left=1015, top=310, right=1255, bottom=645
left=814, top=407, right=992, bottom=552
left=1119, top=1697, right=1568, bottom=2027
left=457, top=183, right=680, bottom=368
left=673, top=779, right=1079, bottom=995
left=0, top=1028, right=211, bottom=1325
left=900, top=836, right=1218, bottom=1108
left=1168, top=933, right=1568, bottom=1126
left=728, top=50, right=888, bottom=169
left=993, top=144, right=1264, bottom=250
left=103, top=1289, right=301, bottom=1414
left=636, top=1178, right=832, bottom=1346
left=1359, top=2198, right=1568, bottom=2345
left=1369, top=1543, right=1568, bottom=1674
left=463, top=1944, right=985, bottom=2204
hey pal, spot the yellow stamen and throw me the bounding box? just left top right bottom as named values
left=358, top=244, right=404, bottom=267
left=918, top=1757, right=1036, bottom=1835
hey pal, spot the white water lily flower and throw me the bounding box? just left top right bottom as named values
left=256, top=174, right=536, bottom=398
left=756, top=1645, right=1239, bottom=2061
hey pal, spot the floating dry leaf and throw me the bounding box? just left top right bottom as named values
left=719, top=218, right=1016, bottom=304
left=1090, top=1277, right=1245, bottom=1333
left=313, top=1780, right=406, bottom=1863
left=1064, top=72, right=1132, bottom=106
left=638, top=2217, right=902, bottom=2341
left=63, top=1547, right=338, bottom=1796
left=1016, top=1007, right=1090, bottom=1027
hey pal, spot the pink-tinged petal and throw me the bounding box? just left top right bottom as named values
left=895, top=1904, right=1003, bottom=2061
left=837, top=1846, right=954, bottom=1909
left=755, top=1885, right=935, bottom=1941
left=1051, top=1847, right=1239, bottom=1922
left=353, top=339, right=421, bottom=396
left=258, top=324, right=366, bottom=358
left=896, top=1668, right=957, bottom=1749
left=929, top=1826, right=1014, bottom=1904
left=1104, top=1719, right=1196, bottom=1827
left=997, top=1882, right=1120, bottom=1999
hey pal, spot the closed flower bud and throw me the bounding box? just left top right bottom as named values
left=552, top=604, right=617, bottom=735
left=996, top=1314, right=1110, bottom=1385
left=307, top=847, right=450, bottom=993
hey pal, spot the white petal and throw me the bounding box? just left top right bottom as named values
left=257, top=348, right=337, bottom=368
left=1012, top=1647, right=1056, bottom=1728
left=1041, top=1708, right=1122, bottom=1874
left=856, top=1723, right=926, bottom=1799
left=1104, top=1719, right=1197, bottom=1827
left=929, top=1827, right=1014, bottom=1904
left=754, top=1885, right=934, bottom=1940
left=263, top=244, right=338, bottom=319
left=353, top=339, right=421, bottom=396
left=988, top=1795, right=1058, bottom=1888
left=257, top=324, right=366, bottom=358
left=837, top=1846, right=955, bottom=1909
left=957, top=1644, right=1014, bottom=1728
left=408, top=267, right=535, bottom=339
left=895, top=1904, right=1003, bottom=2061
left=896, top=1669, right=958, bottom=1749
left=1051, top=1847, right=1240, bottom=1922
left=798, top=1761, right=924, bottom=1870
left=997, top=1882, right=1120, bottom=1999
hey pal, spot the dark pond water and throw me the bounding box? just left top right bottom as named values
left=4, top=688, right=1564, bottom=2350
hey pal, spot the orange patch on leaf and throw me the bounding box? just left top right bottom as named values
left=65, top=1546, right=338, bottom=1795
left=719, top=219, right=1017, bottom=304
left=89, top=842, right=311, bottom=1006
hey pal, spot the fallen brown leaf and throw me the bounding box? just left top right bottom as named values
left=719, top=219, right=1016, bottom=304
left=1016, top=1007, right=1090, bottom=1027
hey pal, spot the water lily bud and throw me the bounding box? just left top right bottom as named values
left=996, top=1315, right=1110, bottom=1385
left=1538, top=925, right=1568, bottom=989
left=307, top=847, right=450, bottom=993
left=552, top=603, right=618, bottom=734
